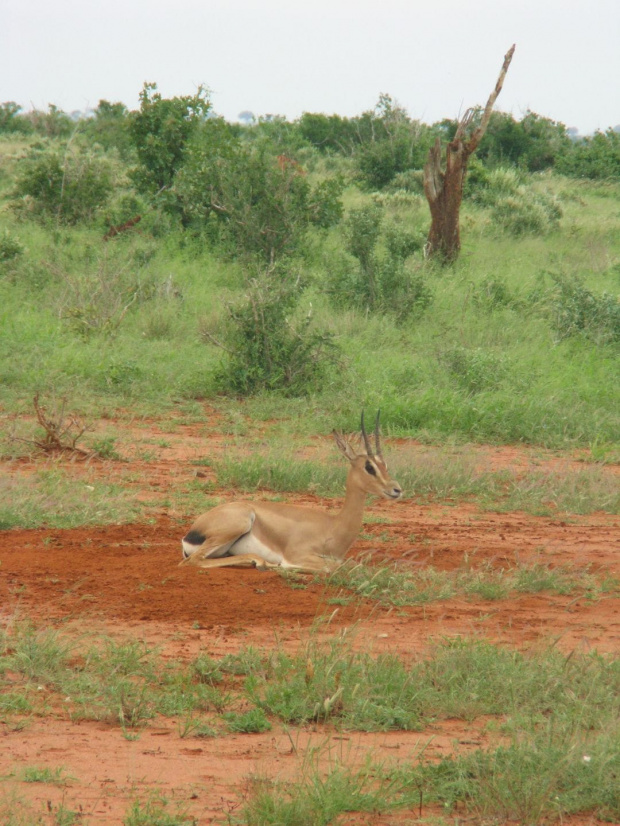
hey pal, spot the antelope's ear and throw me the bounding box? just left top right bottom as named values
left=332, top=430, right=357, bottom=462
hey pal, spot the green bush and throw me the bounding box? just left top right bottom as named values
left=471, top=275, right=516, bottom=311
left=466, top=166, right=562, bottom=236
left=0, top=102, right=33, bottom=135
left=11, top=146, right=114, bottom=224
left=548, top=276, right=620, bottom=344
left=82, top=99, right=133, bottom=158
left=24, top=105, right=74, bottom=139
left=354, top=95, right=433, bottom=190
left=329, top=204, right=431, bottom=319
left=215, top=265, right=341, bottom=396
left=128, top=82, right=211, bottom=197
left=557, top=129, right=620, bottom=180
left=492, top=190, right=562, bottom=236
left=55, top=246, right=162, bottom=338
left=0, top=229, right=24, bottom=264
left=177, top=137, right=343, bottom=261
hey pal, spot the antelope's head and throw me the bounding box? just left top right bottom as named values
left=334, top=411, right=402, bottom=500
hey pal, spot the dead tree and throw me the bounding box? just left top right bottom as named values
left=423, top=45, right=516, bottom=264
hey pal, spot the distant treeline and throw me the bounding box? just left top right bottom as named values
left=2, top=91, right=620, bottom=186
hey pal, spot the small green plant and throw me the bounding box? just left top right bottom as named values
left=123, top=793, right=195, bottom=826
left=224, top=707, right=272, bottom=733
left=90, top=436, right=123, bottom=460
left=178, top=714, right=219, bottom=739
left=192, top=653, right=224, bottom=684
left=3, top=623, right=72, bottom=684
left=22, top=765, right=72, bottom=785
left=241, top=756, right=414, bottom=825
left=472, top=275, right=516, bottom=311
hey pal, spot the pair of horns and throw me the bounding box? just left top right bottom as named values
left=361, top=410, right=382, bottom=459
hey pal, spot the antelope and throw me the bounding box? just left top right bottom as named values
left=180, top=412, right=402, bottom=573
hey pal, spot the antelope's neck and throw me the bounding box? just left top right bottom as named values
left=336, top=479, right=367, bottom=546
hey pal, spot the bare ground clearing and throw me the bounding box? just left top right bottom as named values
left=1, top=413, right=618, bottom=824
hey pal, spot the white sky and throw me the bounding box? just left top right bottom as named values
left=2, top=0, right=619, bottom=134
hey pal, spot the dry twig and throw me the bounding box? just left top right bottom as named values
left=10, top=395, right=93, bottom=457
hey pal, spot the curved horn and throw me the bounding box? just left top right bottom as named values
left=360, top=410, right=374, bottom=457
left=374, top=409, right=383, bottom=458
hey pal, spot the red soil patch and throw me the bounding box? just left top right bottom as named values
left=1, top=418, right=618, bottom=824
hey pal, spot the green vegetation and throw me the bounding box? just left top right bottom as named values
left=240, top=724, right=619, bottom=825
left=123, top=794, right=195, bottom=826
left=2, top=623, right=618, bottom=736
left=1, top=622, right=618, bottom=823
left=21, top=765, right=72, bottom=785
left=319, top=559, right=617, bottom=606
left=0, top=468, right=137, bottom=529
left=0, top=89, right=618, bottom=452
left=1, top=88, right=619, bottom=826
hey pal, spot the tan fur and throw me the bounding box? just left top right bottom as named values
left=180, top=421, right=402, bottom=574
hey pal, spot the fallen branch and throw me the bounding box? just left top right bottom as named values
left=103, top=214, right=142, bottom=241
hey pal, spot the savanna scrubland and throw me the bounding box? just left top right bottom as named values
left=0, top=90, right=619, bottom=825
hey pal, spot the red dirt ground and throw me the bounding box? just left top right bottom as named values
left=1, top=417, right=618, bottom=824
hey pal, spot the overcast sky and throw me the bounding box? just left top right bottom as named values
left=2, top=0, right=619, bottom=134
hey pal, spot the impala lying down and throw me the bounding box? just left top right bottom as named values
left=180, top=412, right=402, bottom=574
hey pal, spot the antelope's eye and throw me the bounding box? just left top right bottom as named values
left=365, top=460, right=376, bottom=476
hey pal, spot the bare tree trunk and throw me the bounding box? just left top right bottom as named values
left=423, top=45, right=516, bottom=264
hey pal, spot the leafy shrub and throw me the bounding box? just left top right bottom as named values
left=0, top=102, right=33, bottom=135
left=329, top=204, right=431, bottom=320
left=466, top=166, right=562, bottom=236
left=55, top=247, right=160, bottom=338
left=377, top=258, right=433, bottom=322
left=467, top=165, right=523, bottom=206
left=24, top=105, right=74, bottom=139
left=177, top=137, right=343, bottom=261
left=357, top=138, right=414, bottom=190
left=472, top=276, right=516, bottom=311
left=101, top=191, right=148, bottom=230
left=548, top=276, right=620, bottom=344
left=492, top=190, right=562, bottom=236
left=306, top=175, right=345, bottom=228
left=0, top=230, right=24, bottom=264
left=82, top=99, right=133, bottom=158
left=12, top=146, right=114, bottom=224
left=224, top=707, right=272, bottom=733
left=214, top=265, right=341, bottom=396
left=475, top=110, right=572, bottom=171
left=355, top=95, right=433, bottom=190
left=128, top=82, right=211, bottom=197
left=386, top=168, right=425, bottom=194
left=343, top=204, right=383, bottom=287
left=556, top=129, right=620, bottom=180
